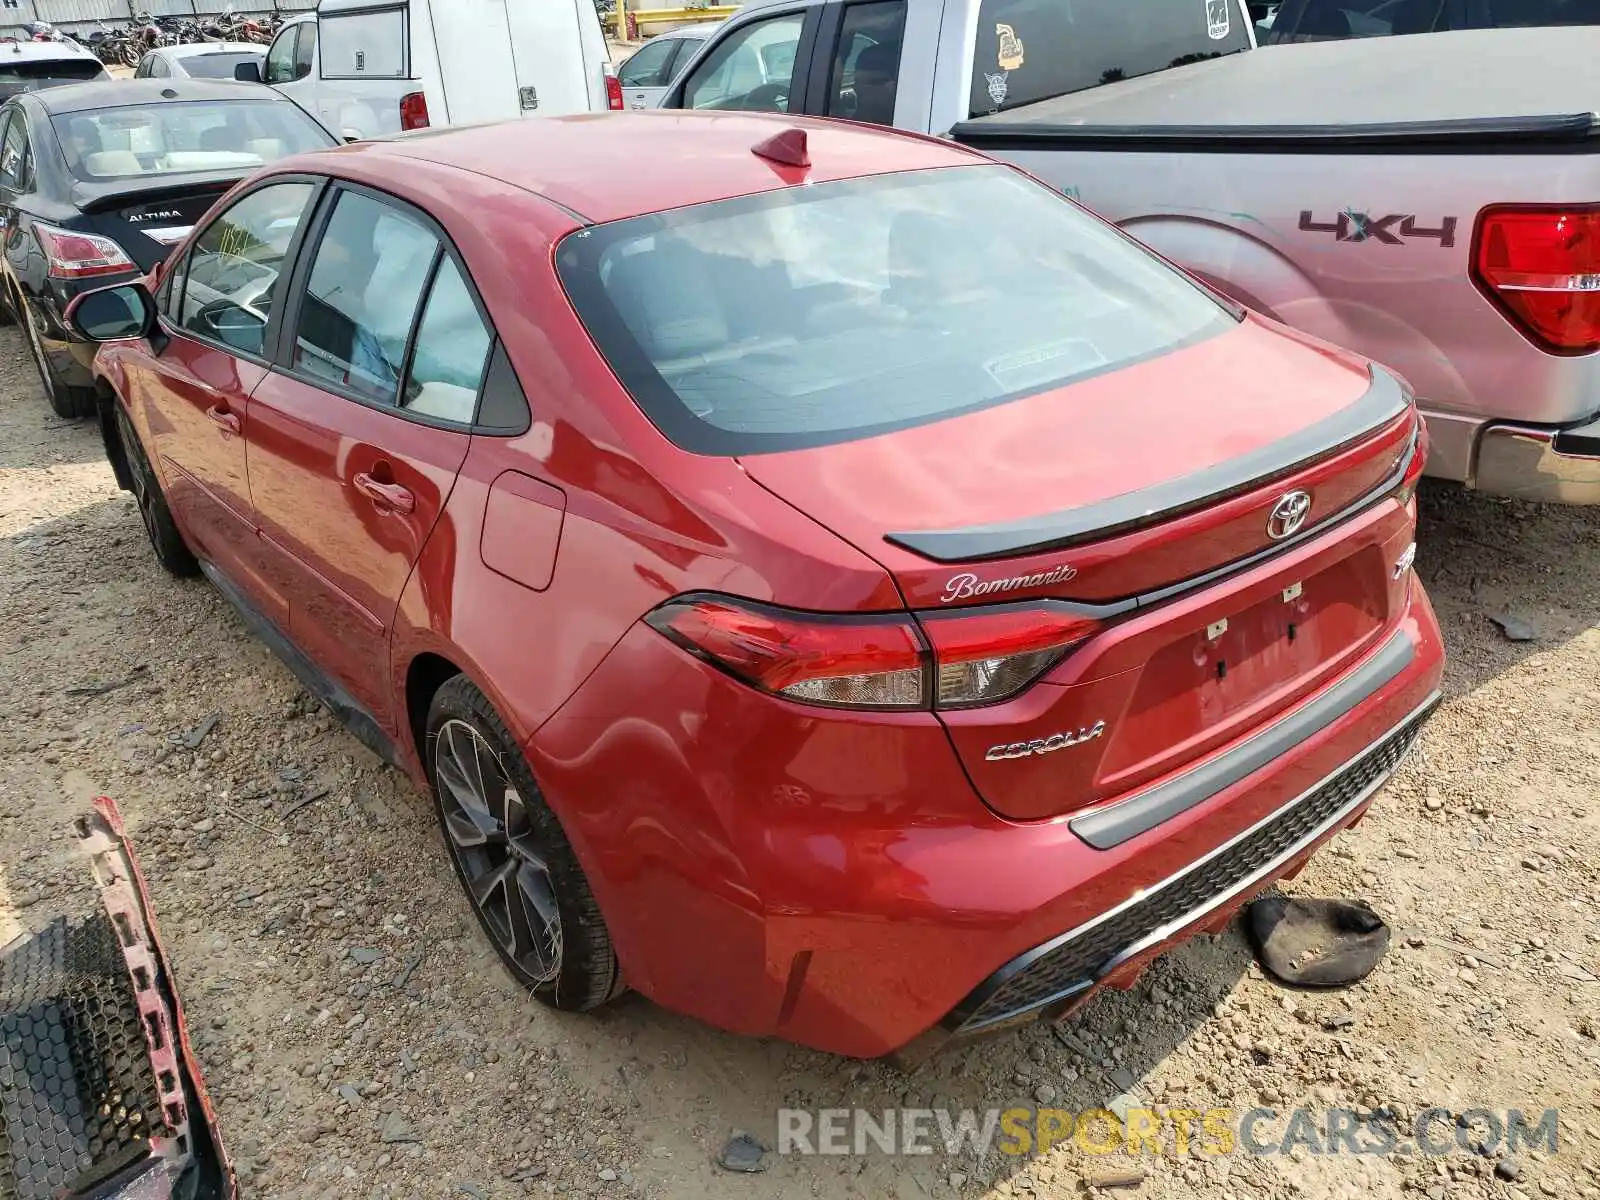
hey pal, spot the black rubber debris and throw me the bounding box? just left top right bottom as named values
left=1246, top=895, right=1391, bottom=989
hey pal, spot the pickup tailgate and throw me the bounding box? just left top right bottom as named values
left=952, top=26, right=1600, bottom=460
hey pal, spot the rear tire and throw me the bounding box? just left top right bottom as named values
left=426, top=676, right=622, bottom=1012
left=20, top=292, right=95, bottom=420
left=114, top=403, right=199, bottom=578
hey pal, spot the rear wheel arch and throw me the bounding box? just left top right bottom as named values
left=405, top=650, right=466, bottom=770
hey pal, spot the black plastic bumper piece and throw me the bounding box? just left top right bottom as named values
left=936, top=693, right=1439, bottom=1041
left=1070, top=629, right=1415, bottom=850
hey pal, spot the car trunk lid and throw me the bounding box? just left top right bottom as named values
left=74, top=176, right=240, bottom=272
left=739, top=320, right=1420, bottom=821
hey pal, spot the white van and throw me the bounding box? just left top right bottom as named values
left=243, top=0, right=615, bottom=141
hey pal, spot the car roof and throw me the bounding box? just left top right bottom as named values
left=321, top=111, right=987, bottom=225
left=30, top=78, right=290, bottom=115
left=164, top=42, right=263, bottom=59
left=0, top=39, right=101, bottom=63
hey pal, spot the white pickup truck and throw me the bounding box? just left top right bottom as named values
left=661, top=0, right=1600, bottom=503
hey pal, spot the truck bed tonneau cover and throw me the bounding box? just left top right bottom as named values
left=956, top=27, right=1600, bottom=149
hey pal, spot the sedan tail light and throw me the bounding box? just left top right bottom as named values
left=919, top=604, right=1102, bottom=708
left=1472, top=204, right=1600, bottom=355
left=34, top=223, right=137, bottom=280
left=647, top=595, right=1101, bottom=711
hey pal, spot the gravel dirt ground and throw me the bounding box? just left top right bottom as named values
left=0, top=322, right=1597, bottom=1200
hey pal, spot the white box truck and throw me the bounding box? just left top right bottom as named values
left=242, top=0, right=616, bottom=141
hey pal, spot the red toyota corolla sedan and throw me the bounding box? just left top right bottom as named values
left=68, top=113, right=1443, bottom=1060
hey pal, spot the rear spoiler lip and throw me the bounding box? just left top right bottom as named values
left=951, top=112, right=1600, bottom=155
left=885, top=364, right=1412, bottom=565
left=71, top=169, right=246, bottom=216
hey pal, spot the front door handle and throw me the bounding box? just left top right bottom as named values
left=205, top=405, right=240, bottom=436
left=353, top=472, right=415, bottom=515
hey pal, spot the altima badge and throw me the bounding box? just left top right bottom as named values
left=986, top=721, right=1107, bottom=761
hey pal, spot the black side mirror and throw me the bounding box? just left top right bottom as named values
left=67, top=283, right=156, bottom=342
left=234, top=61, right=263, bottom=83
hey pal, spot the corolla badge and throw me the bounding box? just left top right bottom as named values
left=941, top=563, right=1077, bottom=604
left=986, top=721, right=1107, bottom=761
left=1266, top=490, right=1313, bottom=541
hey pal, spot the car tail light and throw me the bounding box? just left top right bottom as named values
left=648, top=597, right=927, bottom=709
left=920, top=604, right=1102, bottom=708
left=400, top=91, right=430, bottom=131
left=604, top=63, right=623, bottom=111
left=34, top=223, right=136, bottom=280
left=647, top=596, right=1101, bottom=711
left=1472, top=204, right=1600, bottom=355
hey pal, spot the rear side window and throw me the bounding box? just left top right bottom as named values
left=404, top=256, right=493, bottom=423
left=825, top=0, right=906, bottom=125
left=0, top=112, right=30, bottom=191
left=969, top=0, right=1251, bottom=116
left=556, top=165, right=1237, bottom=455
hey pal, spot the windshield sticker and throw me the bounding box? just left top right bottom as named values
left=1206, top=0, right=1231, bottom=39
left=996, top=23, right=1025, bottom=70
left=984, top=72, right=1010, bottom=109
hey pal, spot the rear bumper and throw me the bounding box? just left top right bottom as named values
left=533, top=582, right=1445, bottom=1059
left=1422, top=405, right=1600, bottom=503
left=1473, top=415, right=1600, bottom=504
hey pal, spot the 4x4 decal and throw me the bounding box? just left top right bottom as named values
left=1299, top=210, right=1459, bottom=248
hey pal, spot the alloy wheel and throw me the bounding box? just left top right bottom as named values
left=434, top=719, right=564, bottom=985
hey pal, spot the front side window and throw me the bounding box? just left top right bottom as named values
left=295, top=24, right=317, bottom=78
left=617, top=36, right=678, bottom=88
left=292, top=191, right=440, bottom=406
left=263, top=26, right=298, bottom=84
left=52, top=100, right=335, bottom=182
left=557, top=165, right=1238, bottom=455
left=175, top=182, right=318, bottom=356
left=825, top=1, right=906, bottom=125
left=969, top=0, right=1251, bottom=116
left=681, top=12, right=804, bottom=112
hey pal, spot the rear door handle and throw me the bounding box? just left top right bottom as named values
left=205, top=405, right=240, bottom=436
left=353, top=472, right=415, bottom=515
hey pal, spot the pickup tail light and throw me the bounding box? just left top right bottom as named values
left=647, top=596, right=1101, bottom=711
left=1472, top=205, right=1600, bottom=355
left=400, top=91, right=430, bottom=131
left=603, top=63, right=624, bottom=111
left=34, top=223, right=137, bottom=280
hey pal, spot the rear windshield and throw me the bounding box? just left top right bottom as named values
left=556, top=165, right=1237, bottom=455
left=970, top=0, right=1252, bottom=116
left=179, top=52, right=264, bottom=80
left=1265, top=0, right=1600, bottom=42
left=53, top=99, right=334, bottom=182
left=0, top=58, right=104, bottom=98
